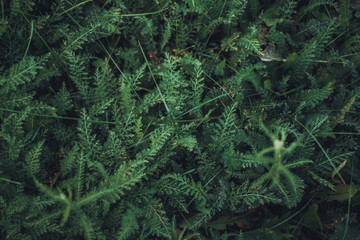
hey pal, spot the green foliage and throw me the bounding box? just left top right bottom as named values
left=0, top=54, right=49, bottom=95
left=0, top=0, right=360, bottom=239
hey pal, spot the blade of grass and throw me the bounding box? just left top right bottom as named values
left=19, top=11, right=67, bottom=75
left=95, top=39, right=141, bottom=100
left=319, top=132, right=360, bottom=136
left=343, top=159, right=354, bottom=240
left=202, top=70, right=235, bottom=102
left=57, top=0, right=93, bottom=17
left=0, top=177, right=22, bottom=185
left=138, top=40, right=171, bottom=117
left=176, top=93, right=227, bottom=119
left=270, top=186, right=320, bottom=230
left=23, top=20, right=34, bottom=60
left=0, top=107, right=118, bottom=125
left=291, top=116, right=346, bottom=184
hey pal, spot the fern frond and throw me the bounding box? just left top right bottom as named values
left=79, top=211, right=97, bottom=240
left=236, top=63, right=266, bottom=91
left=75, top=151, right=86, bottom=201
left=228, top=169, right=262, bottom=179
left=229, top=180, right=282, bottom=208
left=135, top=125, right=173, bottom=163
left=210, top=103, right=238, bottom=153
left=161, top=21, right=172, bottom=52
left=76, top=159, right=146, bottom=206
left=25, top=140, right=45, bottom=176
left=77, top=109, right=98, bottom=153
left=277, top=166, right=304, bottom=207
left=158, top=173, right=208, bottom=204
left=284, top=158, right=313, bottom=169
left=23, top=210, right=64, bottom=238
left=61, top=24, right=99, bottom=52
left=60, top=144, right=79, bottom=178
left=117, top=207, right=140, bottom=240
left=143, top=198, right=172, bottom=238
left=64, top=51, right=90, bottom=102
left=237, top=26, right=262, bottom=56
left=0, top=54, right=49, bottom=95
left=297, top=0, right=337, bottom=20
left=189, top=61, right=205, bottom=112
left=52, top=82, right=74, bottom=115
left=308, top=170, right=335, bottom=190
left=295, top=83, right=333, bottom=112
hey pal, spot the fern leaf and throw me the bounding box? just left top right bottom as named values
left=76, top=159, right=146, bottom=206
left=297, top=0, right=337, bottom=20
left=237, top=26, right=262, bottom=56
left=229, top=180, right=282, bottom=207
left=284, top=158, right=313, bottom=169
left=295, top=83, right=333, bottom=112
left=25, top=140, right=45, bottom=176
left=79, top=212, right=97, bottom=240
left=135, top=125, right=173, bottom=163
left=308, top=170, right=335, bottom=190
left=60, top=144, right=79, bottom=178
left=159, top=173, right=208, bottom=204
left=75, top=151, right=86, bottom=201
left=210, top=103, right=238, bottom=153
left=117, top=207, right=139, bottom=240
left=64, top=51, right=90, bottom=102
left=0, top=54, right=49, bottom=95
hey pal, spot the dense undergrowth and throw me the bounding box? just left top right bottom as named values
left=0, top=0, right=360, bottom=239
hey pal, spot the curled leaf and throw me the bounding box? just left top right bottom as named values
left=260, top=45, right=286, bottom=62
left=331, top=159, right=347, bottom=182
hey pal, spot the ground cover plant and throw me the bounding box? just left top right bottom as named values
left=0, top=0, right=360, bottom=239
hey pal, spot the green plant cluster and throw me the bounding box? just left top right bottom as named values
left=1, top=0, right=360, bottom=239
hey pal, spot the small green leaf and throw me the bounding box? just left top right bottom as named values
left=260, top=8, right=283, bottom=27
left=264, top=79, right=273, bottom=91
left=327, top=184, right=358, bottom=202
left=177, top=135, right=197, bottom=151
left=303, top=204, right=322, bottom=229
left=215, top=59, right=226, bottom=76
left=284, top=52, right=298, bottom=69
